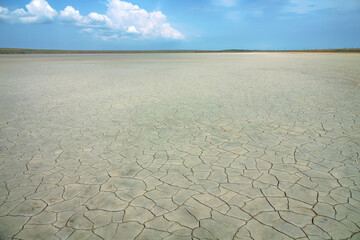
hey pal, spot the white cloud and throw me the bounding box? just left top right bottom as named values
left=159, top=23, right=184, bottom=39
left=60, top=7, right=112, bottom=28
left=0, top=0, right=184, bottom=40
left=0, top=6, right=10, bottom=22
left=59, top=0, right=184, bottom=40
left=60, top=6, right=83, bottom=22
left=87, top=12, right=112, bottom=25
left=126, top=26, right=139, bottom=34
left=0, top=6, right=9, bottom=14
left=12, top=8, right=27, bottom=16
left=0, top=0, right=57, bottom=23
left=24, top=0, right=57, bottom=22
left=105, top=0, right=184, bottom=39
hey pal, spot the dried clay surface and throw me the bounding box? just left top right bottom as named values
left=0, top=53, right=359, bottom=240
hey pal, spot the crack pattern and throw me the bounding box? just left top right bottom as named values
left=0, top=53, right=360, bottom=240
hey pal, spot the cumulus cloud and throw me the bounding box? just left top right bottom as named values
left=24, top=0, right=57, bottom=22
left=126, top=26, right=139, bottom=34
left=0, top=6, right=10, bottom=22
left=0, top=6, right=9, bottom=14
left=105, top=0, right=184, bottom=39
left=60, top=6, right=83, bottom=22
left=0, top=0, right=57, bottom=23
left=87, top=12, right=112, bottom=26
left=0, top=0, right=184, bottom=40
left=60, top=6, right=111, bottom=29
left=59, top=0, right=184, bottom=40
left=20, top=0, right=56, bottom=23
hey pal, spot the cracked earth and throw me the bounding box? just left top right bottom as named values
left=0, top=53, right=359, bottom=240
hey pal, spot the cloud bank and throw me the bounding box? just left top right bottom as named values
left=0, top=0, right=184, bottom=40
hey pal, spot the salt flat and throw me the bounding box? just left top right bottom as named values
left=0, top=53, right=359, bottom=239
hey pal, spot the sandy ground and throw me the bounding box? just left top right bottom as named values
left=0, top=53, right=359, bottom=239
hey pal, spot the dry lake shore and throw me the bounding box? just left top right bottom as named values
left=0, top=53, right=359, bottom=239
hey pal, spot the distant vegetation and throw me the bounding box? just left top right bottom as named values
left=0, top=48, right=219, bottom=54
left=0, top=48, right=359, bottom=54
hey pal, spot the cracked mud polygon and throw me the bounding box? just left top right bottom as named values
left=0, top=53, right=359, bottom=239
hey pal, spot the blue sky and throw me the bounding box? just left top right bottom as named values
left=0, top=0, right=359, bottom=50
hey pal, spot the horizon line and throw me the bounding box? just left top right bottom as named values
left=1, top=47, right=360, bottom=54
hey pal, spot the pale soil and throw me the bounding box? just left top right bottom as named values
left=0, top=53, right=359, bottom=239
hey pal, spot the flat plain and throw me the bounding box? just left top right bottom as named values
left=0, top=53, right=359, bottom=239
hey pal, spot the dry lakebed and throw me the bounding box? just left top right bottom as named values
left=0, top=53, right=360, bottom=239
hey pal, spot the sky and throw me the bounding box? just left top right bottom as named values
left=0, top=0, right=359, bottom=50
